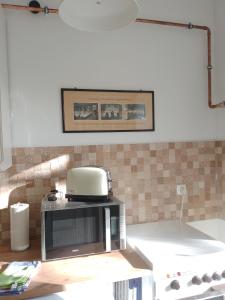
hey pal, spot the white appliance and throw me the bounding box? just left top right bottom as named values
left=127, top=220, right=225, bottom=300
left=188, top=218, right=225, bottom=243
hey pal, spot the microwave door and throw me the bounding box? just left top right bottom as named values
left=104, top=205, right=121, bottom=252
left=44, top=207, right=106, bottom=260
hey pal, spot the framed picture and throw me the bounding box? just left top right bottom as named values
left=61, top=89, right=155, bottom=133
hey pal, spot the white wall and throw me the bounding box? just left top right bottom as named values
left=214, top=0, right=225, bottom=140
left=0, top=6, right=12, bottom=170
left=5, top=0, right=218, bottom=147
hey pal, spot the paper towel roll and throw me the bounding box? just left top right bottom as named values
left=10, top=202, right=29, bottom=251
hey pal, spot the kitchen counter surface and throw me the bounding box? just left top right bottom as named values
left=0, top=240, right=151, bottom=300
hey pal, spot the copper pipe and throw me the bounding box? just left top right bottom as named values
left=206, top=28, right=225, bottom=108
left=136, top=18, right=225, bottom=109
left=136, top=18, right=208, bottom=31
left=1, top=4, right=225, bottom=108
left=207, top=28, right=214, bottom=108
left=1, top=3, right=58, bottom=13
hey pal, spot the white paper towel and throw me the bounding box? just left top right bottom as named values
left=10, top=202, right=29, bottom=251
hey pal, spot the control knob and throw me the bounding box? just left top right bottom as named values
left=212, top=272, right=222, bottom=281
left=192, top=276, right=202, bottom=285
left=170, top=280, right=180, bottom=290
left=202, top=274, right=212, bottom=283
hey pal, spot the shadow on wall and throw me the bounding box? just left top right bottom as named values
left=0, top=154, right=72, bottom=209
left=0, top=153, right=74, bottom=241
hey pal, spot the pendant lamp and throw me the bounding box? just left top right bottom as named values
left=58, top=0, right=139, bottom=32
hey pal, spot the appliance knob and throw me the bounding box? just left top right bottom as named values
left=192, top=276, right=202, bottom=285
left=170, top=280, right=180, bottom=290
left=222, top=271, right=225, bottom=278
left=212, top=272, right=222, bottom=281
left=202, top=274, right=212, bottom=283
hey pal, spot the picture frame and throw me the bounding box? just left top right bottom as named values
left=61, top=89, right=155, bottom=133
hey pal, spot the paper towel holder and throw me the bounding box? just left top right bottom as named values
left=10, top=202, right=30, bottom=251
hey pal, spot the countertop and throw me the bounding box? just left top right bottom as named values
left=0, top=240, right=151, bottom=300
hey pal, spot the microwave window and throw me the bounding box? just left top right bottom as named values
left=52, top=216, right=97, bottom=248
left=44, top=207, right=106, bottom=259
left=43, top=203, right=122, bottom=260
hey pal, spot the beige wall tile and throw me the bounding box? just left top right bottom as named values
left=0, top=140, right=224, bottom=245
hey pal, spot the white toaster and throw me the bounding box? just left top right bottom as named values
left=66, top=166, right=113, bottom=202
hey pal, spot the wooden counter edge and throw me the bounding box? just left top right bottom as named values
left=0, top=241, right=151, bottom=300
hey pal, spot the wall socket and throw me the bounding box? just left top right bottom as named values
left=176, top=184, right=187, bottom=196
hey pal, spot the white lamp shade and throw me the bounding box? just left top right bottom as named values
left=58, top=0, right=139, bottom=32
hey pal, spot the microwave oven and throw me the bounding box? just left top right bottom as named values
left=41, top=197, right=126, bottom=261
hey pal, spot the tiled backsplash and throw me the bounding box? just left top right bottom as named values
left=0, top=141, right=225, bottom=245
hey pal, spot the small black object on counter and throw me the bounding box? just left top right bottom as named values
left=47, top=189, right=58, bottom=201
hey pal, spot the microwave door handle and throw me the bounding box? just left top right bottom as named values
left=104, top=207, right=111, bottom=252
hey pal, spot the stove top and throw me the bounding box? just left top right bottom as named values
left=127, top=220, right=225, bottom=258
left=127, top=221, right=225, bottom=300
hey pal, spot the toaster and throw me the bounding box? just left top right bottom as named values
left=65, top=166, right=113, bottom=202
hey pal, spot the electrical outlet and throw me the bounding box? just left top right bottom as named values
left=176, top=184, right=187, bottom=196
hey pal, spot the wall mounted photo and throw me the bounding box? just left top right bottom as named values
left=61, top=89, right=155, bottom=133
